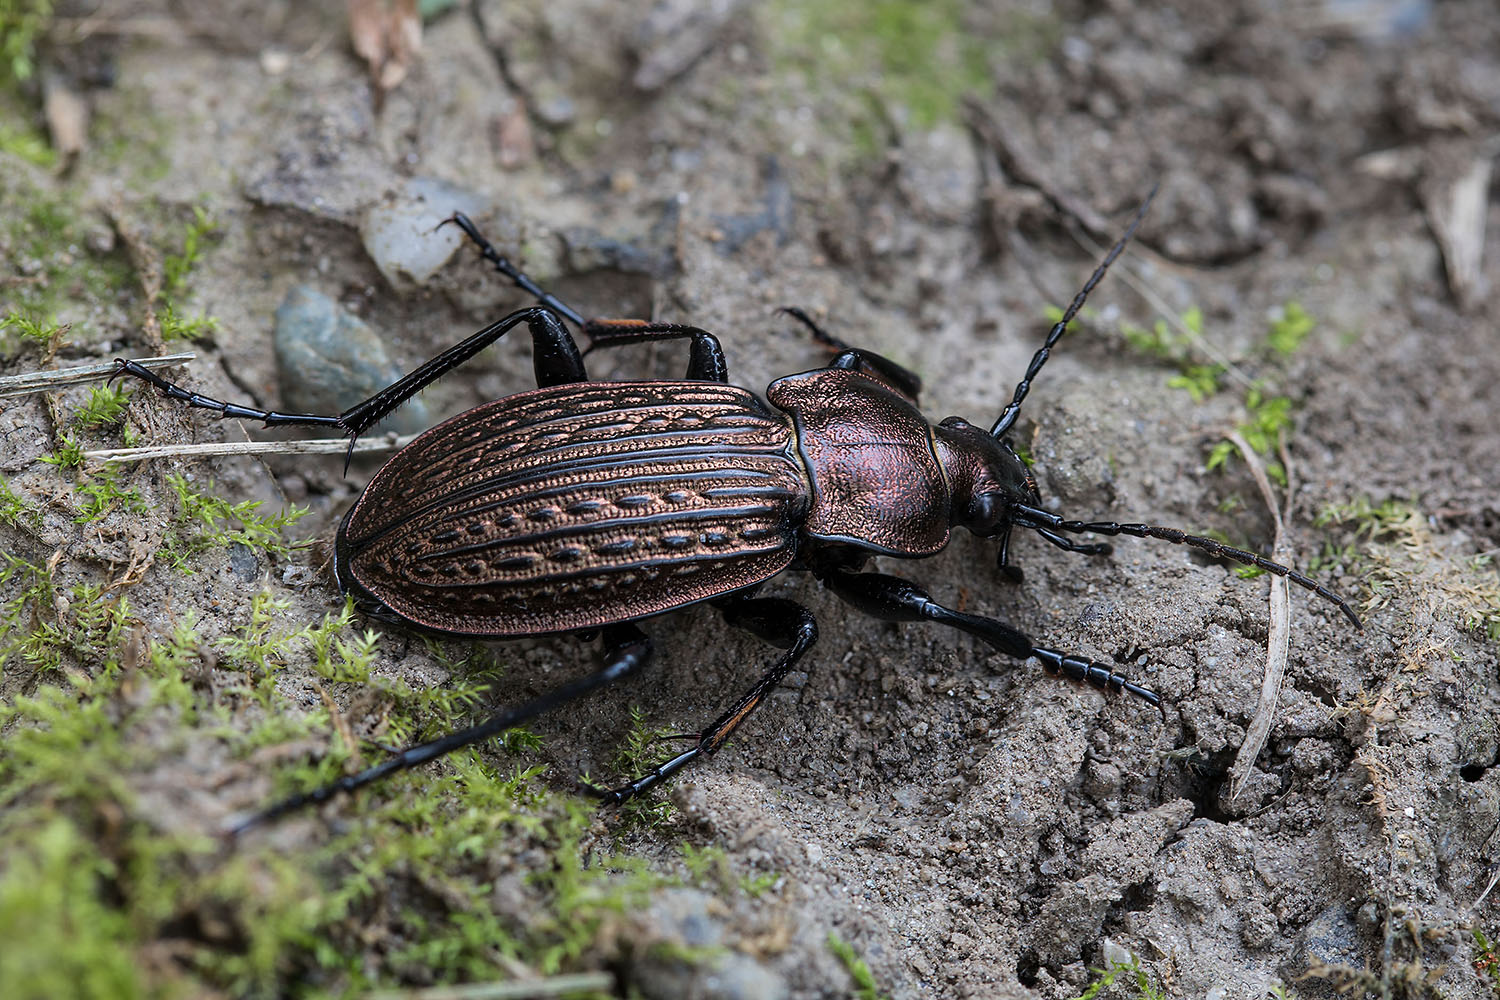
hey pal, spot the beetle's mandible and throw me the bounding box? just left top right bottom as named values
left=111, top=191, right=1361, bottom=833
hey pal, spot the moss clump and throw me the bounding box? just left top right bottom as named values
left=0, top=0, right=53, bottom=84
left=768, top=0, right=992, bottom=131
left=0, top=566, right=663, bottom=997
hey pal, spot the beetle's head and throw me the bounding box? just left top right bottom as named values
left=934, top=416, right=1040, bottom=538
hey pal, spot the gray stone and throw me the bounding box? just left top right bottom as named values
left=273, top=285, right=430, bottom=434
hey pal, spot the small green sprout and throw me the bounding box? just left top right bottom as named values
left=162, top=205, right=218, bottom=299
left=160, top=304, right=219, bottom=342
left=74, top=467, right=147, bottom=523
left=1166, top=363, right=1224, bottom=402
left=602, top=705, right=686, bottom=828
left=1205, top=386, right=1293, bottom=486
left=158, top=205, right=222, bottom=342
left=0, top=0, right=54, bottom=83
left=1068, top=955, right=1167, bottom=1000
left=1266, top=301, right=1315, bottom=356
left=828, top=931, right=890, bottom=1000
left=40, top=435, right=85, bottom=470
left=74, top=385, right=132, bottom=431
left=161, top=472, right=309, bottom=571
left=0, top=310, right=64, bottom=348
left=0, top=475, right=41, bottom=529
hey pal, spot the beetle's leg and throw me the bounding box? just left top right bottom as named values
left=995, top=523, right=1024, bottom=583
left=780, top=306, right=923, bottom=402
left=820, top=569, right=1161, bottom=705
left=225, top=624, right=652, bottom=836
left=113, top=306, right=586, bottom=444
left=445, top=212, right=586, bottom=327
left=107, top=360, right=345, bottom=430
left=341, top=307, right=587, bottom=439
left=1036, top=527, right=1113, bottom=557
left=582, top=319, right=729, bottom=383
left=585, top=597, right=818, bottom=803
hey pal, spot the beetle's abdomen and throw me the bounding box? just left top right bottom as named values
left=767, top=369, right=951, bottom=556
left=340, top=382, right=807, bottom=636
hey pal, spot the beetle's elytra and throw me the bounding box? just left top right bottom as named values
left=112, top=193, right=1360, bottom=833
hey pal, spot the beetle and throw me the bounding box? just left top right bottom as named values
left=112, top=192, right=1359, bottom=832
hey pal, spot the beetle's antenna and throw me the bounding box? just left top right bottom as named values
left=990, top=187, right=1157, bottom=439
left=1011, top=502, right=1362, bottom=628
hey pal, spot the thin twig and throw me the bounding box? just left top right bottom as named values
left=361, top=971, right=615, bottom=1000
left=0, top=353, right=195, bottom=398
left=1227, top=430, right=1292, bottom=801
left=85, top=433, right=416, bottom=464
left=1468, top=866, right=1500, bottom=915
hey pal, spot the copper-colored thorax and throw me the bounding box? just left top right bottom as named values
left=767, top=368, right=952, bottom=557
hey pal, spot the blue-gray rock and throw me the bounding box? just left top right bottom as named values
left=273, top=285, right=430, bottom=435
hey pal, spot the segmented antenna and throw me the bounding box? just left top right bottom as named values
left=990, top=188, right=1157, bottom=439
left=1010, top=503, right=1363, bottom=629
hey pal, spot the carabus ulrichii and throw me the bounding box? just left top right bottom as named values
left=112, top=192, right=1360, bottom=832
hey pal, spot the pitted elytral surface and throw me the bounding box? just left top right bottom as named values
left=342, top=381, right=809, bottom=635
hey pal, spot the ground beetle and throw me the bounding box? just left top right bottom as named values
left=112, top=192, right=1360, bottom=833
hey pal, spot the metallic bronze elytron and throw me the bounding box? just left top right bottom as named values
left=337, top=380, right=808, bottom=636
left=110, top=192, right=1361, bottom=832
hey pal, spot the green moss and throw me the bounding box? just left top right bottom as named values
left=828, top=931, right=891, bottom=1000
left=0, top=475, right=41, bottom=529
left=760, top=0, right=1050, bottom=172
left=74, top=384, right=132, bottom=431
left=1266, top=300, right=1316, bottom=356
left=586, top=705, right=685, bottom=829
left=1068, top=955, right=1169, bottom=1000
left=161, top=472, right=310, bottom=571
left=0, top=818, right=147, bottom=1000
left=0, top=550, right=664, bottom=997
left=1204, top=385, right=1293, bottom=486
left=0, top=182, right=132, bottom=349
left=89, top=82, right=174, bottom=184
left=769, top=0, right=993, bottom=130
left=0, top=0, right=53, bottom=84
left=39, top=433, right=84, bottom=469
left=74, top=465, right=148, bottom=523
left=1115, top=302, right=1319, bottom=484
left=0, top=87, right=56, bottom=167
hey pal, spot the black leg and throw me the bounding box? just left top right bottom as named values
left=226, top=624, right=652, bottom=835
left=820, top=568, right=1161, bottom=704
left=1037, top=527, right=1112, bottom=556
left=114, top=306, right=587, bottom=460
left=587, top=596, right=818, bottom=803
left=340, top=307, right=587, bottom=438
left=1010, top=503, right=1363, bottom=629
left=995, top=523, right=1024, bottom=583
left=780, top=306, right=923, bottom=401
left=445, top=212, right=586, bottom=328
left=107, top=360, right=344, bottom=431
left=582, top=318, right=730, bottom=382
